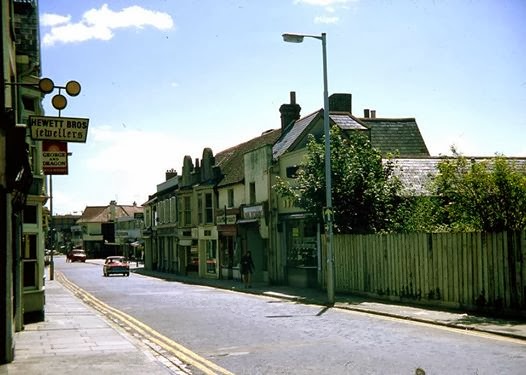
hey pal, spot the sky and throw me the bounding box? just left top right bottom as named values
left=37, top=0, right=526, bottom=215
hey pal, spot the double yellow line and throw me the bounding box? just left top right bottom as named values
left=56, top=272, right=233, bottom=375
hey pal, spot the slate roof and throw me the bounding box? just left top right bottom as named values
left=361, top=118, right=430, bottom=157
left=216, top=129, right=282, bottom=187
left=390, top=157, right=526, bottom=196
left=272, top=110, right=370, bottom=159
left=273, top=110, right=320, bottom=159
left=77, top=204, right=144, bottom=224
left=330, top=113, right=368, bottom=131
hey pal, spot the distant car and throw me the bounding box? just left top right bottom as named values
left=67, top=249, right=86, bottom=263
left=103, top=256, right=130, bottom=277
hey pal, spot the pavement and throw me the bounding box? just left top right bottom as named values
left=1, top=260, right=525, bottom=375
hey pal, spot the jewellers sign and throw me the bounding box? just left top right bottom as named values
left=42, top=141, right=68, bottom=175
left=29, top=115, right=89, bottom=142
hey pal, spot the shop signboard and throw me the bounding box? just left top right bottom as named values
left=29, top=115, right=89, bottom=142
left=42, top=140, right=68, bottom=175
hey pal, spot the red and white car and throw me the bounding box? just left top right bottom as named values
left=103, top=256, right=130, bottom=277
left=67, top=249, right=86, bottom=263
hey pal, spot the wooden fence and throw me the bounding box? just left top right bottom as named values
left=325, top=231, right=526, bottom=314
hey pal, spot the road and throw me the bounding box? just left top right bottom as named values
left=55, top=256, right=526, bottom=374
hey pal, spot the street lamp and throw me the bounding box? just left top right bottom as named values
left=282, top=32, right=335, bottom=304
left=40, top=77, right=82, bottom=280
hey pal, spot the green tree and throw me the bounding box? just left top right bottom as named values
left=432, top=150, right=526, bottom=231
left=274, top=127, right=404, bottom=234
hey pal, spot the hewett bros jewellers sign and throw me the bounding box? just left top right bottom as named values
left=29, top=115, right=89, bottom=142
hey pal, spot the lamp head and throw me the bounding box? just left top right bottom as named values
left=282, top=33, right=304, bottom=43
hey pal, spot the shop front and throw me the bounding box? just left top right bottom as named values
left=280, top=214, right=320, bottom=288
left=216, top=208, right=239, bottom=280
left=237, top=204, right=268, bottom=283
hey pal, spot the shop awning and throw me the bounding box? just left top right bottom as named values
left=237, top=219, right=258, bottom=224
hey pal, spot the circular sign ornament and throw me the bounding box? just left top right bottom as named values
left=52, top=94, right=67, bottom=110
left=38, top=77, right=55, bottom=94
left=66, top=80, right=81, bottom=96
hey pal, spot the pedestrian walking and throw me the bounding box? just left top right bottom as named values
left=240, top=250, right=255, bottom=288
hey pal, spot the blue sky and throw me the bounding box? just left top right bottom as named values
left=38, top=0, right=526, bottom=215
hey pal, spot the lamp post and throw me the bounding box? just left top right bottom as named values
left=282, top=32, right=335, bottom=304
left=40, top=78, right=82, bottom=280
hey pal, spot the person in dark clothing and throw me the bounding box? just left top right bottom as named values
left=240, top=250, right=255, bottom=288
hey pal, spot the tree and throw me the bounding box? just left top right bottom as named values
left=432, top=150, right=526, bottom=232
left=274, top=127, right=404, bottom=234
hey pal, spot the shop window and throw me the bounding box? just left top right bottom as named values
left=286, top=220, right=318, bottom=267
left=205, top=240, right=217, bottom=274
left=221, top=236, right=234, bottom=268
left=22, top=234, right=38, bottom=288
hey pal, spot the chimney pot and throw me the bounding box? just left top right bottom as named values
left=290, top=91, right=296, bottom=105
left=371, top=110, right=376, bottom=119
left=364, top=109, right=370, bottom=118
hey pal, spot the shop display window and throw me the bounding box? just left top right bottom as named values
left=286, top=220, right=318, bottom=267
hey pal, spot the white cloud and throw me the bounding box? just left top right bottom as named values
left=294, top=0, right=355, bottom=24
left=42, top=4, right=174, bottom=46
left=41, top=13, right=71, bottom=27
left=314, top=15, right=339, bottom=24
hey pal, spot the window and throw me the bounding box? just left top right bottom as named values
left=286, top=166, right=299, bottom=178
left=22, top=96, right=36, bottom=111
left=286, top=220, right=318, bottom=267
left=197, top=193, right=203, bottom=224
left=249, top=182, right=256, bottom=204
left=227, top=189, right=234, bottom=208
left=24, top=205, right=38, bottom=224
left=205, top=240, right=217, bottom=274
left=177, top=197, right=183, bottom=224
left=184, top=196, right=192, bottom=226
left=205, top=193, right=213, bottom=223
left=22, top=234, right=38, bottom=288
left=170, top=197, right=177, bottom=223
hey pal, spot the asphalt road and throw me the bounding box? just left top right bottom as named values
left=56, top=257, right=526, bottom=375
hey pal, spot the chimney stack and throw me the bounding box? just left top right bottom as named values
left=279, top=91, right=301, bottom=130
left=329, top=93, right=352, bottom=113
left=165, top=169, right=177, bottom=181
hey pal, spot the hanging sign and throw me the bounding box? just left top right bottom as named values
left=42, top=141, right=68, bottom=175
left=29, top=115, right=89, bottom=142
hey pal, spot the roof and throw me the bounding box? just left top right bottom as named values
left=273, top=110, right=320, bottom=159
left=77, top=204, right=144, bottom=224
left=272, top=110, right=370, bottom=159
left=390, top=157, right=526, bottom=195
left=361, top=118, right=430, bottom=157
left=216, top=129, right=282, bottom=187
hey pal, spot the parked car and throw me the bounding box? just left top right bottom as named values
left=67, top=249, right=86, bottom=263
left=103, top=256, right=130, bottom=277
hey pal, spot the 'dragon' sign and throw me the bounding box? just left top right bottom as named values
left=42, top=141, right=68, bottom=175
left=29, top=115, right=89, bottom=142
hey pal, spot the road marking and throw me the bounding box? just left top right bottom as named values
left=56, top=272, right=234, bottom=375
